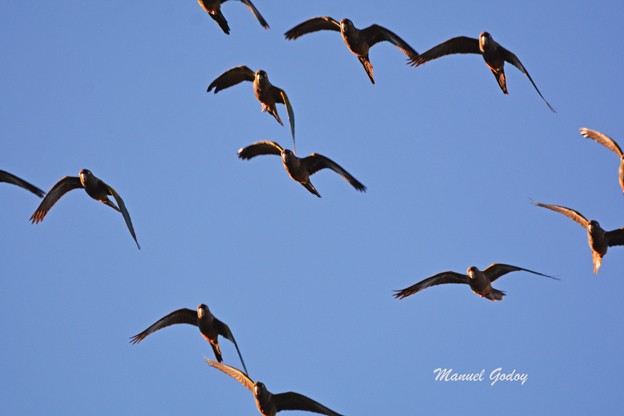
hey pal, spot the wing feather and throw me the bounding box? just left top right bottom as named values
left=130, top=308, right=197, bottom=344
left=274, top=392, right=343, bottom=416
left=207, top=66, right=255, bottom=93
left=0, top=170, right=45, bottom=198
left=239, top=0, right=269, bottom=29
left=531, top=201, right=589, bottom=229
left=606, top=229, right=624, bottom=247
left=206, top=359, right=255, bottom=392
left=214, top=319, right=249, bottom=376
left=30, top=176, right=83, bottom=223
left=500, top=47, right=556, bottom=112
left=483, top=263, right=557, bottom=283
left=579, top=128, right=624, bottom=157
left=361, top=24, right=418, bottom=59
left=106, top=184, right=140, bottom=249
left=237, top=141, right=284, bottom=160
left=301, top=154, right=366, bottom=192
left=409, top=36, right=479, bottom=66
left=284, top=16, right=340, bottom=40
left=393, top=271, right=468, bottom=299
left=274, top=88, right=296, bottom=152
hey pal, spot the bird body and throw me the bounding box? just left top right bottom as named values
left=198, top=0, right=269, bottom=34
left=253, top=71, right=284, bottom=126
left=237, top=140, right=366, bottom=197
left=532, top=201, right=624, bottom=274
left=206, top=359, right=343, bottom=416
left=410, top=32, right=555, bottom=112
left=131, top=304, right=248, bottom=375
left=394, top=263, right=556, bottom=301
left=30, top=169, right=139, bottom=249
left=78, top=169, right=119, bottom=211
left=208, top=67, right=296, bottom=151
left=285, top=17, right=418, bottom=84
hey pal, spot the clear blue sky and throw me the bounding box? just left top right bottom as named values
left=2, top=1, right=623, bottom=415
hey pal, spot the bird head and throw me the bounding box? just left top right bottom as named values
left=255, top=70, right=268, bottom=82
left=79, top=169, right=92, bottom=186
left=466, top=266, right=479, bottom=280
left=254, top=382, right=269, bottom=399
left=281, top=149, right=295, bottom=164
left=588, top=220, right=601, bottom=233
left=340, top=18, right=354, bottom=32
left=197, top=304, right=209, bottom=318
left=479, top=32, right=492, bottom=50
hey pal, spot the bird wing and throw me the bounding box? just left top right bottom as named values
left=274, top=88, right=296, bottom=152
left=531, top=201, right=589, bottom=229
left=483, top=263, right=558, bottom=283
left=499, top=47, right=556, bottom=112
left=284, top=16, right=340, bottom=40
left=214, top=319, right=249, bottom=376
left=361, top=24, right=419, bottom=59
left=207, top=66, right=255, bottom=93
left=105, top=184, right=140, bottom=249
left=235, top=0, right=269, bottom=29
left=30, top=176, right=83, bottom=223
left=393, top=271, right=468, bottom=299
left=274, top=392, right=343, bottom=416
left=606, top=228, right=624, bottom=247
left=129, top=308, right=197, bottom=344
left=409, top=36, right=479, bottom=66
left=579, top=128, right=624, bottom=158
left=205, top=358, right=255, bottom=393
left=237, top=140, right=284, bottom=160
left=301, top=154, right=366, bottom=192
left=0, top=170, right=45, bottom=198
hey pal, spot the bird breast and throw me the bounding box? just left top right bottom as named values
left=587, top=229, right=608, bottom=256
left=342, top=29, right=368, bottom=56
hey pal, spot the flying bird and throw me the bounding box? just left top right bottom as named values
left=532, top=201, right=624, bottom=274
left=30, top=169, right=139, bottom=249
left=409, top=32, right=555, bottom=112
left=394, top=263, right=557, bottom=301
left=131, top=304, right=248, bottom=375
left=208, top=67, right=296, bottom=152
left=237, top=140, right=366, bottom=197
left=579, top=127, right=624, bottom=193
left=284, top=17, right=419, bottom=84
left=0, top=170, right=45, bottom=198
left=206, top=359, right=343, bottom=416
left=197, top=0, right=269, bottom=35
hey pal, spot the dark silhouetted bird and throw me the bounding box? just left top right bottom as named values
left=30, top=169, right=139, bottom=249
left=284, top=17, right=419, bottom=84
left=208, top=67, right=296, bottom=152
left=131, top=304, right=248, bottom=375
left=237, top=140, right=366, bottom=197
left=197, top=0, right=269, bottom=35
left=394, top=263, right=556, bottom=301
left=580, top=127, right=624, bottom=193
left=410, top=32, right=555, bottom=112
left=532, top=201, right=624, bottom=274
left=0, top=170, right=45, bottom=198
left=206, top=359, right=343, bottom=416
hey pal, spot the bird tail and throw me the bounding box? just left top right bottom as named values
left=302, top=181, right=321, bottom=198
left=491, top=69, right=508, bottom=94
left=211, top=342, right=223, bottom=362
left=485, top=288, right=506, bottom=301
left=210, top=11, right=230, bottom=35
left=358, top=55, right=375, bottom=84
left=592, top=251, right=603, bottom=275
